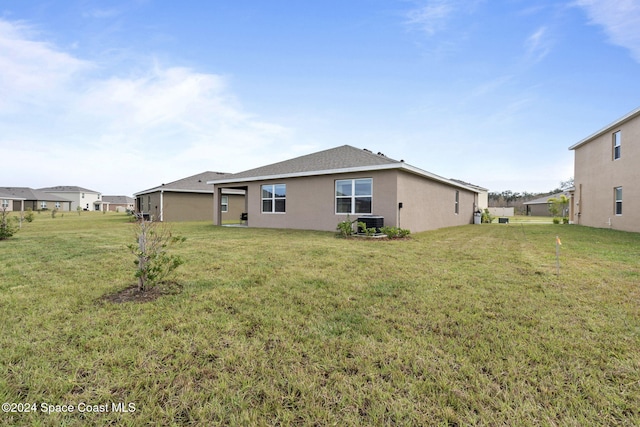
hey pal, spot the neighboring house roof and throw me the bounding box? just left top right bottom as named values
left=38, top=186, right=101, bottom=194
left=103, top=196, right=135, bottom=204
left=450, top=179, right=488, bottom=192
left=523, top=191, right=571, bottom=206
left=0, top=187, right=72, bottom=202
left=134, top=171, right=232, bottom=196
left=569, top=105, right=640, bottom=150
left=208, top=145, right=481, bottom=192
left=0, top=191, right=26, bottom=200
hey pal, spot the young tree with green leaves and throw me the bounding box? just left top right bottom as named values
left=0, top=208, right=19, bottom=240
left=128, top=218, right=186, bottom=291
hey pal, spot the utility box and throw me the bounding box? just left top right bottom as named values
left=498, top=217, right=509, bottom=224
left=357, top=216, right=384, bottom=233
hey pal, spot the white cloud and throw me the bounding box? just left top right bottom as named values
left=404, top=0, right=483, bottom=35
left=525, top=26, right=552, bottom=63
left=0, top=18, right=294, bottom=195
left=0, top=20, right=92, bottom=110
left=574, top=0, right=640, bottom=62
left=405, top=0, right=455, bottom=35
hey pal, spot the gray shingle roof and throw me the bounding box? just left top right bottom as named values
left=211, top=145, right=401, bottom=182
left=0, top=190, right=25, bottom=200
left=523, top=191, right=571, bottom=206
left=102, top=196, right=135, bottom=204
left=0, top=187, right=72, bottom=202
left=38, top=186, right=100, bottom=194
left=134, top=171, right=231, bottom=196
left=207, top=145, right=483, bottom=193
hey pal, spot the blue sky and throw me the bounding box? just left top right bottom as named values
left=1, top=0, right=639, bottom=196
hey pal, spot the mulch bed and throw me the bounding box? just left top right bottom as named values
left=99, top=281, right=182, bottom=304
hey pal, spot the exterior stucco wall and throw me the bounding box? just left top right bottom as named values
left=397, top=172, right=476, bottom=231
left=43, top=191, right=100, bottom=211
left=162, top=192, right=213, bottom=222
left=214, top=170, right=478, bottom=233
left=108, top=204, right=134, bottom=212
left=573, top=117, right=640, bottom=232
left=526, top=204, right=552, bottom=217
left=215, top=170, right=399, bottom=232
left=2, top=199, right=15, bottom=212
left=222, top=193, right=245, bottom=222
left=138, top=191, right=244, bottom=222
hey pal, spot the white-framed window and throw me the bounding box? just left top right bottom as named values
left=55, top=202, right=61, bottom=209
left=82, top=193, right=85, bottom=198
left=615, top=187, right=622, bottom=215
left=261, top=184, right=286, bottom=213
left=221, top=196, right=229, bottom=213
left=336, top=178, right=372, bottom=215
left=613, top=131, right=621, bottom=160
left=454, top=191, right=459, bottom=214
left=1, top=199, right=8, bottom=208
left=40, top=201, right=47, bottom=209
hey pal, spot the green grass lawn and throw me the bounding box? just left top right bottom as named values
left=1, top=212, right=639, bottom=426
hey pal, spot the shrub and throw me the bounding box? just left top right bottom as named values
left=553, top=218, right=561, bottom=224
left=24, top=208, right=34, bottom=223
left=356, top=221, right=381, bottom=236
left=0, top=208, right=19, bottom=240
left=481, top=209, right=494, bottom=224
left=336, top=216, right=357, bottom=238
left=379, top=226, right=411, bottom=239
left=128, top=219, right=186, bottom=291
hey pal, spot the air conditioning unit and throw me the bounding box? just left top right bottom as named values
left=357, top=215, right=384, bottom=233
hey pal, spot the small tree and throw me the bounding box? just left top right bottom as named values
left=547, top=198, right=560, bottom=218
left=128, top=218, right=186, bottom=291
left=548, top=195, right=569, bottom=222
left=0, top=208, right=19, bottom=240
left=24, top=208, right=34, bottom=223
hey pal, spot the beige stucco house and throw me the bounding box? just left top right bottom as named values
left=569, top=106, right=640, bottom=232
left=0, top=191, right=25, bottom=213
left=102, top=196, right=135, bottom=213
left=0, top=187, right=72, bottom=212
left=208, top=145, right=485, bottom=233
left=523, top=191, right=572, bottom=217
left=134, top=171, right=245, bottom=222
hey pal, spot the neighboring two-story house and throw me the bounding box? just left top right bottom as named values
left=39, top=186, right=103, bottom=211
left=569, top=106, right=640, bottom=232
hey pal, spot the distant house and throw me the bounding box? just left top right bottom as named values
left=208, top=145, right=485, bottom=233
left=0, top=191, right=26, bottom=212
left=134, top=171, right=245, bottom=222
left=523, top=191, right=572, bottom=217
left=569, top=106, right=640, bottom=232
left=39, top=186, right=102, bottom=211
left=0, top=187, right=73, bottom=211
left=102, top=196, right=135, bottom=213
